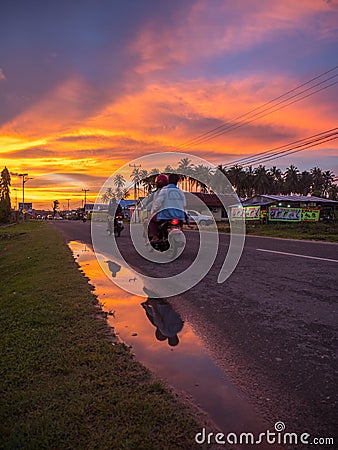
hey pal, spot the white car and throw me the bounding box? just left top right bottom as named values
left=186, top=210, right=214, bottom=226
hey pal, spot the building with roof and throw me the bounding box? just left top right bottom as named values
left=242, top=195, right=337, bottom=223
left=185, top=192, right=239, bottom=221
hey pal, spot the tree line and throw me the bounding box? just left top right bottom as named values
left=102, top=158, right=338, bottom=201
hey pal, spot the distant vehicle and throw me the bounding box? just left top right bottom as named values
left=54, top=215, right=63, bottom=220
left=47, top=214, right=53, bottom=220
left=186, top=210, right=214, bottom=226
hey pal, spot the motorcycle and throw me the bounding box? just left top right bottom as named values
left=107, top=215, right=124, bottom=237
left=149, top=218, right=185, bottom=258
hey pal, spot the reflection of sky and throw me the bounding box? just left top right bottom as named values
left=1, top=1, right=337, bottom=207
left=69, top=240, right=269, bottom=435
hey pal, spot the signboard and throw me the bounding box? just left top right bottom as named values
left=231, top=206, right=244, bottom=219
left=269, top=207, right=301, bottom=222
left=231, top=206, right=260, bottom=220
left=19, top=202, right=33, bottom=211
left=301, top=209, right=320, bottom=222
left=245, top=206, right=260, bottom=220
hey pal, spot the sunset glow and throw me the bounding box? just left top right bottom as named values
left=1, top=0, right=337, bottom=209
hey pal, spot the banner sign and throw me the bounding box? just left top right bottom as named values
left=231, top=207, right=244, bottom=219
left=269, top=207, right=301, bottom=222
left=245, top=206, right=260, bottom=220
left=301, top=209, right=320, bottom=222
left=231, top=206, right=260, bottom=220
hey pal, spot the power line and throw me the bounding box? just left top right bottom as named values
left=224, top=128, right=338, bottom=167
left=198, top=80, right=337, bottom=147
left=178, top=77, right=338, bottom=149
left=239, top=134, right=338, bottom=168
left=174, top=66, right=338, bottom=150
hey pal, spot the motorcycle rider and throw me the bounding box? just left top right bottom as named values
left=142, top=174, right=168, bottom=242
left=151, top=173, right=187, bottom=240
left=107, top=198, right=123, bottom=234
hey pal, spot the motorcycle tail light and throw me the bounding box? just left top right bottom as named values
left=171, top=218, right=179, bottom=225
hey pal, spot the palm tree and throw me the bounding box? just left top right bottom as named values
left=298, top=170, right=312, bottom=196
left=328, top=183, right=338, bottom=200
left=269, top=166, right=283, bottom=195
left=310, top=167, right=324, bottom=197
left=130, top=167, right=143, bottom=199
left=243, top=166, right=255, bottom=198
left=284, top=165, right=300, bottom=195
left=178, top=157, right=194, bottom=191
left=193, top=165, right=212, bottom=192
left=226, top=165, right=247, bottom=197
left=101, top=187, right=115, bottom=202
left=322, top=170, right=334, bottom=197
left=253, top=165, right=272, bottom=195
left=113, top=174, right=125, bottom=191
left=113, top=174, right=126, bottom=199
left=164, top=165, right=174, bottom=174
left=210, top=165, right=233, bottom=194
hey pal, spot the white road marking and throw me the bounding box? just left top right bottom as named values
left=256, top=248, right=338, bottom=263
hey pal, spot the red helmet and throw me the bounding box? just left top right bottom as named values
left=155, top=174, right=168, bottom=188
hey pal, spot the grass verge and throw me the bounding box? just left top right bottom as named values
left=217, top=221, right=338, bottom=242
left=0, top=222, right=202, bottom=450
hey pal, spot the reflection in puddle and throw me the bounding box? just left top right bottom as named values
left=141, top=295, right=184, bottom=347
left=70, top=241, right=274, bottom=446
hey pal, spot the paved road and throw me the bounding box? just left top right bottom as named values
left=52, top=220, right=337, bottom=441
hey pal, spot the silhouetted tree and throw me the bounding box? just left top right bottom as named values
left=328, top=184, right=338, bottom=200
left=178, top=157, right=194, bottom=190
left=269, top=166, right=284, bottom=195
left=284, top=165, right=300, bottom=194
left=310, top=167, right=324, bottom=197
left=253, top=165, right=272, bottom=195
left=0, top=167, right=11, bottom=223
left=298, top=170, right=312, bottom=196
left=322, top=170, right=334, bottom=197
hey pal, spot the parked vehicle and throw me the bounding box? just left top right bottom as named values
left=186, top=210, right=213, bottom=226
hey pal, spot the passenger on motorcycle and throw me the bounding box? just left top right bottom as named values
left=151, top=173, right=187, bottom=241
left=142, top=174, right=168, bottom=242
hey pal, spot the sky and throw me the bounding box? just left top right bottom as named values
left=1, top=0, right=337, bottom=209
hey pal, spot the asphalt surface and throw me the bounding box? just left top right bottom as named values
left=51, top=220, right=337, bottom=444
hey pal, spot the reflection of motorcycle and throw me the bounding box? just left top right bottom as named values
left=107, top=215, right=124, bottom=237
left=141, top=293, right=184, bottom=347
left=149, top=219, right=185, bottom=258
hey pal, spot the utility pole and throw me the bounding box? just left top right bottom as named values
left=13, top=188, right=18, bottom=209
left=66, top=198, right=70, bottom=211
left=18, top=173, right=32, bottom=222
left=82, top=189, right=89, bottom=209
left=18, top=173, right=28, bottom=206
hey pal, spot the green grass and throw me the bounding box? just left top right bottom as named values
left=217, top=221, right=338, bottom=242
left=0, top=222, right=201, bottom=450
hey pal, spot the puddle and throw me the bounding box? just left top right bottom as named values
left=70, top=241, right=280, bottom=448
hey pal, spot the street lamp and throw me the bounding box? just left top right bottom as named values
left=18, top=173, right=33, bottom=221
left=13, top=188, right=18, bottom=209
left=18, top=173, right=31, bottom=206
